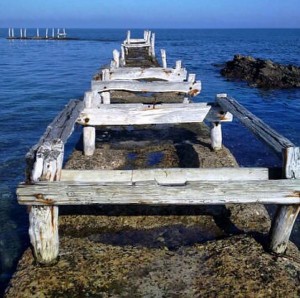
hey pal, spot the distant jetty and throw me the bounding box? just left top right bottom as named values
left=6, top=28, right=79, bottom=40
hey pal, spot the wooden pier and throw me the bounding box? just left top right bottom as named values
left=16, top=30, right=300, bottom=265
left=6, top=27, right=78, bottom=40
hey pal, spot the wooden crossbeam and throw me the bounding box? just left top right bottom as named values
left=77, top=103, right=232, bottom=125
left=91, top=80, right=201, bottom=96
left=76, top=103, right=231, bottom=126
left=60, top=168, right=269, bottom=184
left=102, top=67, right=187, bottom=82
left=17, top=179, right=300, bottom=206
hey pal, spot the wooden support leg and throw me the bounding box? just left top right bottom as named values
left=161, top=49, right=167, bottom=68
left=83, top=126, right=95, bottom=156
left=121, top=46, right=125, bottom=66
left=270, top=146, right=300, bottom=253
left=113, top=49, right=120, bottom=68
left=269, top=205, right=300, bottom=254
left=29, top=206, right=59, bottom=264
left=210, top=122, right=222, bottom=151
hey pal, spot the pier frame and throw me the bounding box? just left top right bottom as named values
left=17, top=31, right=300, bottom=265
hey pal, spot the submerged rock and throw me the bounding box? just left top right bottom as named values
left=221, top=54, right=300, bottom=89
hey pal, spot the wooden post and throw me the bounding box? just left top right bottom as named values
left=113, top=49, right=120, bottom=68
left=83, top=126, right=96, bottom=156
left=24, top=28, right=26, bottom=38
left=83, top=92, right=96, bottom=156
left=102, top=69, right=110, bottom=81
left=161, top=49, right=167, bottom=68
left=12, top=28, right=14, bottom=38
left=8, top=28, right=11, bottom=38
left=52, top=28, right=54, bottom=38
left=150, top=33, right=155, bottom=57
left=37, top=28, right=39, bottom=38
left=284, top=147, right=300, bottom=179
left=270, top=146, right=300, bottom=253
left=29, top=140, right=63, bottom=264
left=175, top=60, right=182, bottom=71
left=20, top=28, right=23, bottom=38
left=144, top=30, right=148, bottom=41
left=101, top=92, right=111, bottom=104
left=126, top=30, right=131, bottom=44
left=188, top=74, right=196, bottom=83
left=210, top=122, right=222, bottom=151
left=46, top=28, right=48, bottom=39
left=121, top=46, right=125, bottom=66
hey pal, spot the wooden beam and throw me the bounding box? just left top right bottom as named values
left=122, top=43, right=151, bottom=49
left=26, top=99, right=84, bottom=182
left=60, top=168, right=269, bottom=183
left=77, top=103, right=232, bottom=126
left=216, top=94, right=294, bottom=156
left=17, top=179, right=300, bottom=206
left=77, top=103, right=211, bottom=126
left=103, top=67, right=187, bottom=82
left=91, top=80, right=201, bottom=96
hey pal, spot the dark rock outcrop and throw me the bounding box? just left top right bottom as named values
left=221, top=54, right=300, bottom=89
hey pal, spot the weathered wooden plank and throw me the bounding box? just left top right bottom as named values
left=61, top=168, right=269, bottom=183
left=123, top=43, right=151, bottom=48
left=26, top=100, right=84, bottom=178
left=77, top=103, right=232, bottom=126
left=77, top=103, right=211, bottom=126
left=103, top=67, right=187, bottom=82
left=216, top=94, right=294, bottom=156
left=91, top=80, right=201, bottom=96
left=17, top=179, right=300, bottom=206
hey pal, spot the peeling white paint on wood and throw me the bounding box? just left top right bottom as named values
left=211, top=122, right=222, bottom=151
left=216, top=94, right=294, bottom=156
left=29, top=206, right=59, bottom=265
left=17, top=179, right=300, bottom=206
left=102, top=66, right=187, bottom=82
left=60, top=168, right=269, bottom=183
left=77, top=103, right=211, bottom=126
left=91, top=80, right=201, bottom=96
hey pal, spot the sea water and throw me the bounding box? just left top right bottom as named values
left=0, top=29, right=299, bottom=292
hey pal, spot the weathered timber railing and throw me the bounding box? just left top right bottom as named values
left=16, top=31, right=300, bottom=265
left=24, top=99, right=84, bottom=264
left=216, top=94, right=300, bottom=253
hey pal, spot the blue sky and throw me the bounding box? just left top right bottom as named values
left=0, top=0, right=299, bottom=28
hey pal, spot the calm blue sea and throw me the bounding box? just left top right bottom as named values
left=0, top=28, right=300, bottom=292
